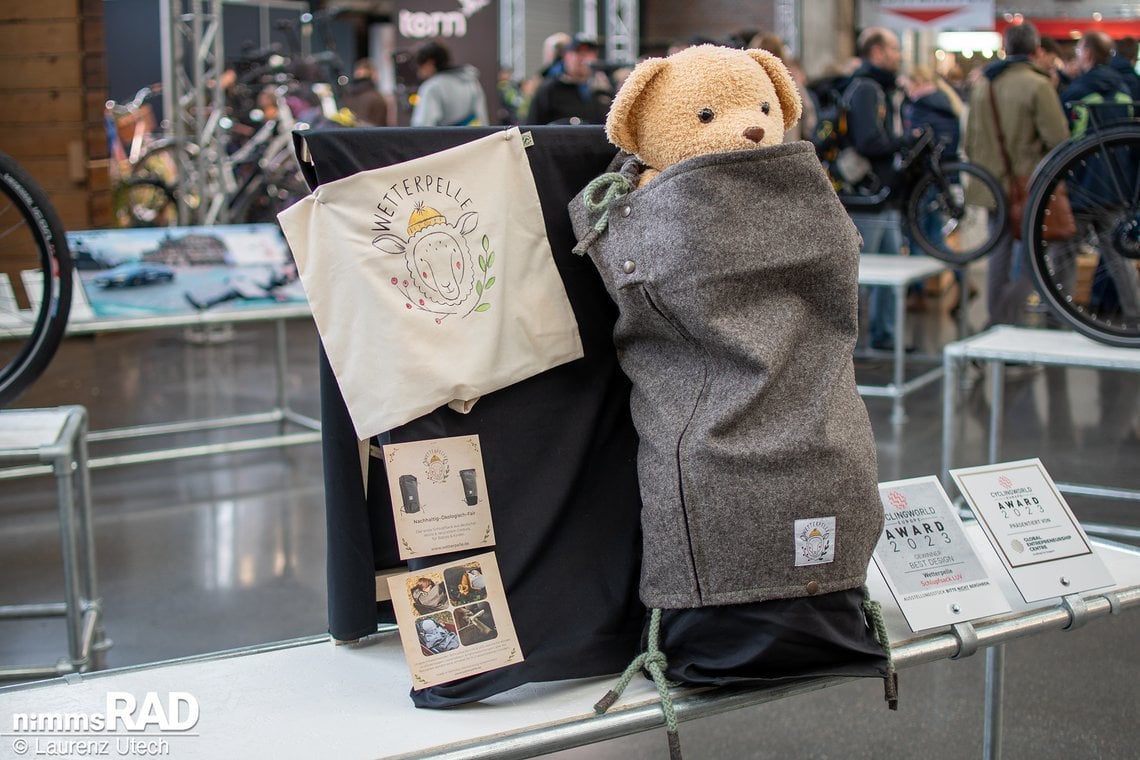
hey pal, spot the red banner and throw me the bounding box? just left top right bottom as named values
left=996, top=17, right=1140, bottom=40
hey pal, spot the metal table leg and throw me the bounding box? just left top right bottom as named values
left=892, top=280, right=907, bottom=425
left=982, top=361, right=1006, bottom=759
left=988, top=360, right=1005, bottom=463
left=983, top=645, right=1005, bottom=760
left=941, top=350, right=958, bottom=492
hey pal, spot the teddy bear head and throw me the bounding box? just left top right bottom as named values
left=605, top=44, right=802, bottom=179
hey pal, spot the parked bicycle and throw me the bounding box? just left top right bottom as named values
left=115, top=84, right=310, bottom=227
left=833, top=126, right=1008, bottom=267
left=0, top=150, right=73, bottom=406
left=114, top=31, right=344, bottom=228
left=1023, top=107, right=1140, bottom=348
left=105, top=84, right=169, bottom=182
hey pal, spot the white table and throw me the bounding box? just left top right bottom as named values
left=941, top=325, right=1140, bottom=542
left=3, top=524, right=1137, bottom=759
left=0, top=406, right=108, bottom=680
left=857, top=253, right=954, bottom=424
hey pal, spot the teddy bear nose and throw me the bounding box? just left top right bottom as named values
left=743, top=126, right=766, bottom=143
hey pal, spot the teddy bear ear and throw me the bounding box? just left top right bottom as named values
left=605, top=56, right=670, bottom=154
left=745, top=48, right=803, bottom=130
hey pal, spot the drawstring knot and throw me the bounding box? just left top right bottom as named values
left=571, top=171, right=634, bottom=255
left=594, top=608, right=683, bottom=760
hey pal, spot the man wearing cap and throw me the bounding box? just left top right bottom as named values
left=526, top=34, right=614, bottom=124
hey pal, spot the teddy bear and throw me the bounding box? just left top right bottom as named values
left=608, top=44, right=801, bottom=187
left=569, top=45, right=894, bottom=759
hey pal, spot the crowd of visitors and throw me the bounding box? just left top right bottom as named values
left=348, top=22, right=1139, bottom=336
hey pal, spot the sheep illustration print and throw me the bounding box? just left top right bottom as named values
left=373, top=201, right=491, bottom=320
left=279, top=128, right=583, bottom=440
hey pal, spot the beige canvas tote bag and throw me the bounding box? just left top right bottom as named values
left=279, top=128, right=583, bottom=439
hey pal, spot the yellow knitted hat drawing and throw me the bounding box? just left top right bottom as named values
left=407, top=202, right=446, bottom=236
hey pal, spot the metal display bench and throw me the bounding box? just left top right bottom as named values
left=940, top=325, right=1140, bottom=542
left=2, top=524, right=1136, bottom=758
left=856, top=253, right=954, bottom=425
left=0, top=406, right=109, bottom=680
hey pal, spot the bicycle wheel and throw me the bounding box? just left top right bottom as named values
left=131, top=139, right=180, bottom=184
left=905, top=160, right=1007, bottom=264
left=0, top=151, right=73, bottom=406
left=1025, top=124, right=1140, bottom=348
left=113, top=177, right=177, bottom=227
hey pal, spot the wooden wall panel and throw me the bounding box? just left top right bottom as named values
left=0, top=0, right=110, bottom=229
left=0, top=21, right=81, bottom=56
left=4, top=92, right=86, bottom=124
left=0, top=0, right=79, bottom=21
left=4, top=55, right=85, bottom=89
left=0, top=127, right=86, bottom=161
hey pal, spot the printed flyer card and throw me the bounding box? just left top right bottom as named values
left=382, top=435, right=495, bottom=559
left=872, top=477, right=1010, bottom=631
left=387, top=552, right=523, bottom=689
left=951, top=458, right=1114, bottom=602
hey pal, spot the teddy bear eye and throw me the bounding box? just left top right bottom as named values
left=697, top=108, right=715, bottom=124
left=761, top=101, right=770, bottom=115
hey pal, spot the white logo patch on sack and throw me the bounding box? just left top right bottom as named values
left=794, top=516, right=836, bottom=566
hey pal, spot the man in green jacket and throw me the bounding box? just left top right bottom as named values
left=966, top=22, right=1070, bottom=327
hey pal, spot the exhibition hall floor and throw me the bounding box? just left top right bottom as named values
left=2, top=281, right=1138, bottom=759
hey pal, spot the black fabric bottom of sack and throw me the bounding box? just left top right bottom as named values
left=653, top=588, right=889, bottom=686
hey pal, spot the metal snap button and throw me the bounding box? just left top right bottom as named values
left=805, top=580, right=820, bottom=595
left=622, top=260, right=636, bottom=274
left=620, top=205, right=632, bottom=218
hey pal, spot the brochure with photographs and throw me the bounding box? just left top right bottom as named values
left=387, top=552, right=523, bottom=688
left=382, top=435, right=496, bottom=559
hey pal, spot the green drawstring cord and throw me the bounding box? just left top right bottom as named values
left=571, top=171, right=635, bottom=256
left=594, top=608, right=683, bottom=760
left=862, top=586, right=899, bottom=710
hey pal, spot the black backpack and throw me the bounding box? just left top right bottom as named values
left=809, top=75, right=852, bottom=173
left=810, top=76, right=889, bottom=205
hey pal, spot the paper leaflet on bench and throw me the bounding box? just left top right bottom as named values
left=382, top=434, right=522, bottom=688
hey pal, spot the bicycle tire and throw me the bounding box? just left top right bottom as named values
left=0, top=150, right=73, bottom=407
left=114, top=177, right=177, bottom=227
left=129, top=139, right=180, bottom=184
left=1025, top=124, right=1140, bottom=348
left=905, top=160, right=1007, bottom=265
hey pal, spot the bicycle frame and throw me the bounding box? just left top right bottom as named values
left=205, top=86, right=299, bottom=225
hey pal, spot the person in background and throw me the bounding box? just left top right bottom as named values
left=902, top=64, right=966, bottom=311
left=525, top=34, right=613, bottom=124
left=845, top=27, right=912, bottom=351
left=904, top=65, right=962, bottom=156
left=965, top=21, right=1069, bottom=328
left=410, top=40, right=489, bottom=127
left=341, top=58, right=389, bottom=126
left=1039, top=37, right=1069, bottom=90
left=1110, top=36, right=1140, bottom=101
left=496, top=67, right=529, bottom=125
left=1060, top=31, right=1132, bottom=133
left=749, top=32, right=816, bottom=143
left=540, top=32, right=571, bottom=79
left=1057, top=31, right=1139, bottom=319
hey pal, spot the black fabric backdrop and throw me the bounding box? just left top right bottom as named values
left=298, top=126, right=647, bottom=707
